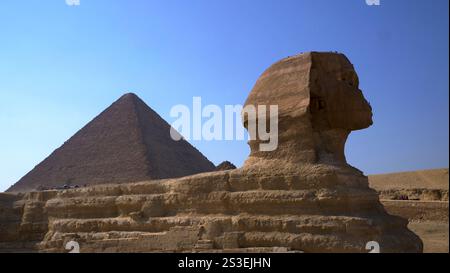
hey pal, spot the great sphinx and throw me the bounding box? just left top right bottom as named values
left=0, top=52, right=422, bottom=253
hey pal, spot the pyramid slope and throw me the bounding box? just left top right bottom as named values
left=132, top=93, right=216, bottom=179
left=7, top=93, right=215, bottom=192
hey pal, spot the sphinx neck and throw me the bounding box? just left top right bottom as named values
left=313, top=128, right=350, bottom=165
left=243, top=120, right=350, bottom=168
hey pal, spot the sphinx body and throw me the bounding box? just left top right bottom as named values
left=0, top=52, right=422, bottom=253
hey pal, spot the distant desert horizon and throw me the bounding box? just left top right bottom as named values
left=369, top=168, right=449, bottom=190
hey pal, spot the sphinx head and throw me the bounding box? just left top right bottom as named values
left=243, top=52, right=373, bottom=167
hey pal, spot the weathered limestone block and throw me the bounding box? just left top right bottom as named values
left=0, top=52, right=422, bottom=253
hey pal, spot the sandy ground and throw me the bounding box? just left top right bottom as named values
left=408, top=221, right=449, bottom=253
left=370, top=169, right=448, bottom=253
left=381, top=200, right=448, bottom=253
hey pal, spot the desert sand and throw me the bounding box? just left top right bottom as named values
left=369, top=168, right=448, bottom=191
left=369, top=169, right=449, bottom=253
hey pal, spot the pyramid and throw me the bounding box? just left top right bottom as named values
left=7, top=93, right=215, bottom=192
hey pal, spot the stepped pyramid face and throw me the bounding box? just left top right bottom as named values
left=7, top=93, right=215, bottom=192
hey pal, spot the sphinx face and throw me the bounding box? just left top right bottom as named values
left=309, top=56, right=373, bottom=132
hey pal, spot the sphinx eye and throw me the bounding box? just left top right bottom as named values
left=340, top=71, right=358, bottom=87
left=310, top=96, right=326, bottom=112
left=318, top=99, right=326, bottom=110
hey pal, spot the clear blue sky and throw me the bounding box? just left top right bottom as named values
left=0, top=0, right=448, bottom=191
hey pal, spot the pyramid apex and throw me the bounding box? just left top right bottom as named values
left=119, top=92, right=139, bottom=100
left=114, top=92, right=142, bottom=106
